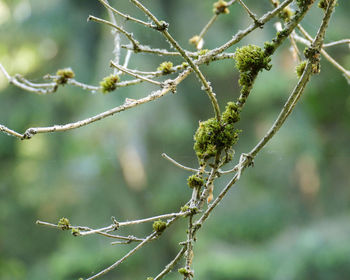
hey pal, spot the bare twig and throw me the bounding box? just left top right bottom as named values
left=110, top=61, right=162, bottom=86
left=153, top=246, right=187, bottom=280
left=130, top=0, right=222, bottom=121
left=88, top=15, right=140, bottom=50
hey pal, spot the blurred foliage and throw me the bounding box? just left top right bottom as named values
left=0, top=0, right=350, bottom=279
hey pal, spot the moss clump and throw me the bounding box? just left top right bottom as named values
left=222, top=102, right=240, bottom=123
left=296, top=61, right=307, bottom=78
left=296, top=0, right=315, bottom=9
left=178, top=267, right=191, bottom=277
left=157, top=61, right=173, bottom=74
left=194, top=118, right=240, bottom=162
left=264, top=42, right=275, bottom=56
left=234, top=45, right=272, bottom=102
left=198, top=49, right=209, bottom=56
left=235, top=45, right=272, bottom=75
left=182, top=62, right=189, bottom=68
left=280, top=7, right=293, bottom=21
left=55, top=68, right=75, bottom=84
left=146, top=278, right=154, bottom=280
left=100, top=74, right=120, bottom=93
left=194, top=101, right=241, bottom=162
left=181, top=205, right=189, bottom=212
left=58, top=217, right=70, bottom=230
left=318, top=0, right=335, bottom=10
left=187, top=174, right=204, bottom=189
left=152, top=220, right=167, bottom=233
left=71, top=228, right=80, bottom=236
left=213, top=0, right=230, bottom=15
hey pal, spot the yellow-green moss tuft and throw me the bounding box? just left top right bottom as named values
left=213, top=0, right=230, bottom=15
left=55, top=68, right=75, bottom=84
left=157, top=61, right=173, bottom=74
left=58, top=217, right=70, bottom=230
left=152, top=220, right=167, bottom=232
left=187, top=175, right=204, bottom=189
left=296, top=61, right=307, bottom=78
left=100, top=74, right=120, bottom=93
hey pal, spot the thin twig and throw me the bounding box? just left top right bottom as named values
left=96, top=0, right=153, bottom=28
left=323, top=39, right=350, bottom=48
left=88, top=15, right=140, bottom=50
left=237, top=0, right=260, bottom=24
left=153, top=246, right=187, bottom=280
left=161, top=153, right=204, bottom=173
left=0, top=69, right=192, bottom=140
left=130, top=0, right=221, bottom=121
left=295, top=25, right=350, bottom=80
left=110, top=61, right=162, bottom=86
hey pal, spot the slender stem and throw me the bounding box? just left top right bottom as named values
left=250, top=0, right=337, bottom=158
left=1, top=69, right=192, bottom=140
left=110, top=61, right=162, bottom=86
left=130, top=0, right=221, bottom=121
left=88, top=15, right=140, bottom=50
left=153, top=247, right=187, bottom=280
left=96, top=0, right=153, bottom=28
left=237, top=0, right=260, bottom=23
left=86, top=232, right=158, bottom=280
left=296, top=25, right=350, bottom=80
left=162, top=153, right=205, bottom=173
left=210, top=0, right=293, bottom=56
left=323, top=39, right=350, bottom=48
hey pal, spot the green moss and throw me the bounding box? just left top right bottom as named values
left=181, top=205, right=190, bottom=212
left=146, top=278, right=154, bottom=280
left=100, top=74, right=120, bottom=93
left=296, top=0, right=315, bottom=9
left=71, top=228, right=80, bottom=236
left=157, top=61, right=173, bottom=74
left=198, top=49, right=209, bottom=56
left=55, top=68, right=75, bottom=84
left=213, top=0, right=230, bottom=14
left=296, top=60, right=307, bottom=78
left=152, top=220, right=167, bottom=232
left=187, top=174, right=204, bottom=189
left=58, top=217, right=70, bottom=230
left=235, top=45, right=272, bottom=74
left=193, top=117, right=240, bottom=161
left=280, top=7, right=293, bottom=21
left=182, top=62, right=189, bottom=68
left=178, top=267, right=189, bottom=275
left=264, top=42, right=275, bottom=56
left=222, top=102, right=240, bottom=123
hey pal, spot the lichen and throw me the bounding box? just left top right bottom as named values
left=187, top=174, right=204, bottom=189
left=55, top=68, right=75, bottom=85
left=296, top=60, right=307, bottom=78
left=100, top=74, right=120, bottom=93
left=213, top=0, right=230, bottom=15
left=58, top=217, right=70, bottom=230
left=157, top=61, right=173, bottom=74
left=152, top=220, right=167, bottom=232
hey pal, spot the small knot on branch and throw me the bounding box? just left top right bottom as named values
left=152, top=21, right=169, bottom=31
left=21, top=128, right=36, bottom=140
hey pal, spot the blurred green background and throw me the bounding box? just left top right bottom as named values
left=0, top=0, right=350, bottom=279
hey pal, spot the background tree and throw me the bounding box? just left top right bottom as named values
left=0, top=0, right=349, bottom=279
